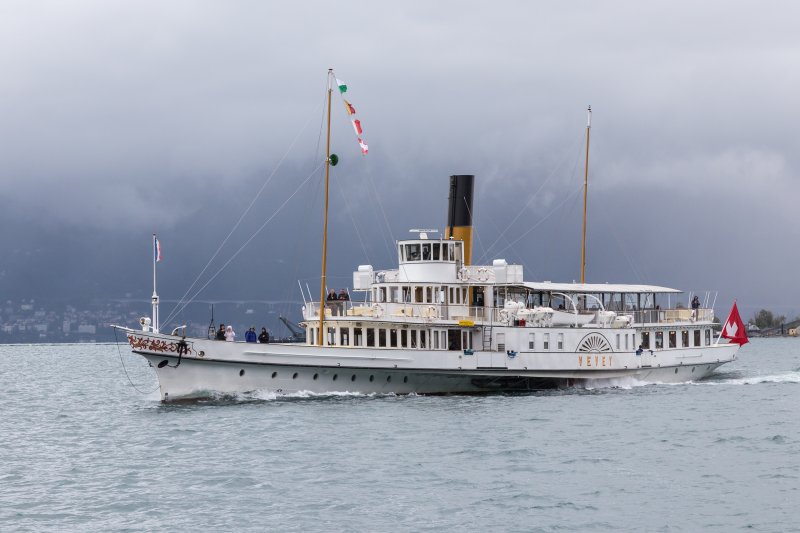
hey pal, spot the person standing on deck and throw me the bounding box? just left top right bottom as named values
left=338, top=289, right=350, bottom=315
left=327, top=288, right=340, bottom=316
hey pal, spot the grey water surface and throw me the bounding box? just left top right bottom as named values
left=1, top=339, right=798, bottom=532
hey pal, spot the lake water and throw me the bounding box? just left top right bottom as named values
left=1, top=338, right=798, bottom=532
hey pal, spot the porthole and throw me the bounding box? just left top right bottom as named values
left=387, top=375, right=392, bottom=383
left=292, top=372, right=298, bottom=380
left=239, top=369, right=245, bottom=377
left=333, top=374, right=338, bottom=381
left=692, top=367, right=695, bottom=373
left=674, top=368, right=678, bottom=374
left=403, top=376, right=408, bottom=383
left=351, top=375, right=356, bottom=382
left=369, top=375, right=374, bottom=382
left=271, top=372, right=277, bottom=379
left=313, top=373, right=318, bottom=380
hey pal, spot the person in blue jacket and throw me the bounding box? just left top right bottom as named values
left=245, top=327, right=257, bottom=343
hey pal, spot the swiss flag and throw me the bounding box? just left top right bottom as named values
left=721, top=301, right=749, bottom=345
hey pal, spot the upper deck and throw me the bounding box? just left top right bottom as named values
left=302, top=234, right=711, bottom=329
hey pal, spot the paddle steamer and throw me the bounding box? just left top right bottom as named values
left=114, top=72, right=745, bottom=401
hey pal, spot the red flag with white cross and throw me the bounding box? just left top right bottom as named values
left=721, top=301, right=748, bottom=345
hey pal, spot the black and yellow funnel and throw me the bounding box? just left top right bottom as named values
left=445, top=174, right=474, bottom=265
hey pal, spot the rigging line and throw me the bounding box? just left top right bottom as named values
left=113, top=328, right=160, bottom=395
left=608, top=221, right=646, bottom=284
left=478, top=132, right=584, bottom=263
left=479, top=144, right=581, bottom=265
left=463, top=196, right=485, bottom=258
left=280, top=92, right=329, bottom=323
left=462, top=195, right=510, bottom=266
left=163, top=100, right=324, bottom=326
left=312, top=83, right=328, bottom=172
left=489, top=183, right=584, bottom=260
left=337, top=174, right=372, bottom=264
left=554, top=136, right=586, bottom=229
left=282, top=169, right=323, bottom=320
left=326, top=70, right=387, bottom=262
left=547, top=149, right=586, bottom=274
left=278, top=139, right=328, bottom=323
left=165, top=161, right=325, bottom=327
left=364, top=170, right=396, bottom=265
left=463, top=194, right=527, bottom=272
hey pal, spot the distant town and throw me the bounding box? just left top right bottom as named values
left=746, top=309, right=800, bottom=338
left=0, top=298, right=304, bottom=344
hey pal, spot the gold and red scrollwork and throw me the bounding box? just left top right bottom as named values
left=127, top=334, right=193, bottom=355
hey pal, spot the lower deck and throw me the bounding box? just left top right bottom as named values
left=304, top=319, right=718, bottom=358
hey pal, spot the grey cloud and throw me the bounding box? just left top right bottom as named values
left=0, top=1, right=798, bottom=321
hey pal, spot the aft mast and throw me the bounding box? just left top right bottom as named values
left=317, top=70, right=334, bottom=346
left=580, top=106, right=591, bottom=284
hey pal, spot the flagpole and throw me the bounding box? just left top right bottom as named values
left=317, top=70, right=333, bottom=346
left=580, top=105, right=591, bottom=284
left=152, top=233, right=159, bottom=333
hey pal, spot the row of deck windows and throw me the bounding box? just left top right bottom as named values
left=640, top=329, right=711, bottom=349
left=401, top=242, right=462, bottom=263
left=523, top=329, right=712, bottom=352
left=526, top=332, right=564, bottom=350
left=375, top=285, right=469, bottom=305
left=309, top=326, right=473, bottom=351
left=309, top=326, right=712, bottom=352
left=614, top=333, right=636, bottom=350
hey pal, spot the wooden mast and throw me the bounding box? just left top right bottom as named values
left=317, top=70, right=333, bottom=346
left=580, top=105, right=591, bottom=284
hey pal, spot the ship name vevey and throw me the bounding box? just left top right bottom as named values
left=577, top=354, right=612, bottom=368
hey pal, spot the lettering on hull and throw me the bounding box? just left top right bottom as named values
left=577, top=354, right=613, bottom=368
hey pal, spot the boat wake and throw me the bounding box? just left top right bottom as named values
left=582, top=376, right=651, bottom=390
left=693, top=370, right=800, bottom=386
left=164, top=388, right=404, bottom=405
left=582, top=369, right=800, bottom=390
left=245, top=389, right=397, bottom=402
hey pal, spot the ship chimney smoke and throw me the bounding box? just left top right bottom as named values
left=445, top=174, right=474, bottom=265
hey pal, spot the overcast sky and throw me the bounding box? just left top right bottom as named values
left=1, top=1, right=798, bottom=322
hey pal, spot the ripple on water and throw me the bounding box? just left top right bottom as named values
left=1, top=341, right=799, bottom=532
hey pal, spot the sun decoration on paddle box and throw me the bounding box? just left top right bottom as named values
left=127, top=335, right=193, bottom=355
left=576, top=333, right=612, bottom=353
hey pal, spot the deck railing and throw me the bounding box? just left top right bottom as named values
left=632, top=308, right=713, bottom=324
left=302, top=301, right=714, bottom=327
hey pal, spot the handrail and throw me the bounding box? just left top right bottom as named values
left=580, top=293, right=606, bottom=312
left=551, top=291, right=580, bottom=327
left=301, top=300, right=717, bottom=327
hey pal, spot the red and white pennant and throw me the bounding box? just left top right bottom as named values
left=337, top=78, right=369, bottom=155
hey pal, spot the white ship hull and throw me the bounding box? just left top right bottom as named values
left=123, top=330, right=738, bottom=401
